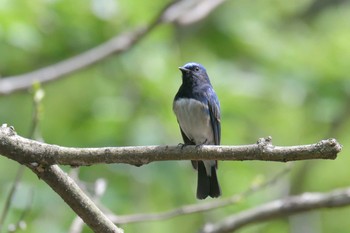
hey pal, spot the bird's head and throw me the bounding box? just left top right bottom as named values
left=178, top=62, right=211, bottom=85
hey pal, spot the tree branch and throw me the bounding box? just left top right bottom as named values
left=0, top=125, right=342, bottom=166
left=0, top=0, right=226, bottom=95
left=27, top=164, right=123, bottom=233
left=200, top=187, right=350, bottom=233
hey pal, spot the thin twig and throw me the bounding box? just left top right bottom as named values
left=200, top=187, right=350, bottom=233
left=69, top=217, right=84, bottom=233
left=7, top=189, right=34, bottom=233
left=0, top=167, right=25, bottom=233
left=0, top=85, right=44, bottom=232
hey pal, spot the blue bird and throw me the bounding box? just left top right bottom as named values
left=173, top=62, right=221, bottom=199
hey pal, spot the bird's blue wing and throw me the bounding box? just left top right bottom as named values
left=206, top=89, right=221, bottom=145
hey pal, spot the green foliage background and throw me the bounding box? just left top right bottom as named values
left=1, top=0, right=350, bottom=232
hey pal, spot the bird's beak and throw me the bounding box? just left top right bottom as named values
left=178, top=66, right=190, bottom=73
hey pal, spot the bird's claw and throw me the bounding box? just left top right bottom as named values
left=178, top=143, right=187, bottom=149
left=195, top=139, right=208, bottom=149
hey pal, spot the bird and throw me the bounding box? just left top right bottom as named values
left=173, top=62, right=221, bottom=199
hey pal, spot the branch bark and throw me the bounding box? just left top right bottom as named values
left=200, top=187, right=350, bottom=233
left=27, top=164, right=123, bottom=233
left=0, top=125, right=342, bottom=166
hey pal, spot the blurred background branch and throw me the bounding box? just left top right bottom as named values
left=106, top=165, right=292, bottom=224
left=200, top=187, right=350, bottom=233
left=0, top=0, right=226, bottom=95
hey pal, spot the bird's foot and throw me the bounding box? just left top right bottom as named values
left=195, top=139, right=208, bottom=149
left=178, top=143, right=187, bottom=149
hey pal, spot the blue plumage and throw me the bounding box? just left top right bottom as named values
left=173, top=62, right=221, bottom=199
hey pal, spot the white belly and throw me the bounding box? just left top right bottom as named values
left=173, top=98, right=214, bottom=145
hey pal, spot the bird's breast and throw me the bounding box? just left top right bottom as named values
left=173, top=98, right=214, bottom=145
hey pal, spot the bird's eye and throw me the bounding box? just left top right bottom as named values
left=194, top=67, right=200, bottom=72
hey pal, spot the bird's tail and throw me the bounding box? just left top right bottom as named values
left=196, top=161, right=221, bottom=199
